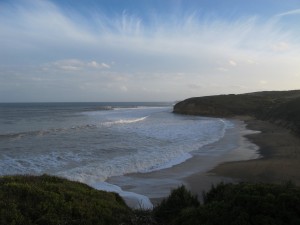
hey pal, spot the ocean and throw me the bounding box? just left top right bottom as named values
left=0, top=102, right=238, bottom=208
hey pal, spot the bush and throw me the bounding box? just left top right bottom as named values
left=0, top=174, right=132, bottom=225
left=2, top=175, right=300, bottom=225
left=153, top=185, right=199, bottom=224
left=173, top=182, right=300, bottom=225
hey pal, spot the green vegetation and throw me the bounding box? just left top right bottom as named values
left=265, top=97, right=300, bottom=134
left=173, top=90, right=300, bottom=135
left=154, top=182, right=300, bottom=225
left=2, top=175, right=300, bottom=225
left=153, top=185, right=199, bottom=224
left=0, top=174, right=132, bottom=225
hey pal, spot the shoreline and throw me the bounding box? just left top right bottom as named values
left=209, top=117, right=300, bottom=185
left=108, top=119, right=261, bottom=207
left=108, top=116, right=300, bottom=208
left=183, top=117, right=261, bottom=197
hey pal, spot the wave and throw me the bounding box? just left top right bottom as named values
left=0, top=151, right=84, bottom=175
left=92, top=106, right=114, bottom=110
left=101, top=116, right=148, bottom=127
left=91, top=182, right=153, bottom=209
left=0, top=124, right=97, bottom=140
left=0, top=108, right=235, bottom=194
left=1, top=114, right=154, bottom=143
left=142, top=152, right=193, bottom=173
left=56, top=118, right=234, bottom=183
left=1, top=117, right=233, bottom=179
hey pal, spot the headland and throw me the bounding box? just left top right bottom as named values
left=174, top=90, right=300, bottom=192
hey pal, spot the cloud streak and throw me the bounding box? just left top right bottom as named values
left=50, top=59, right=111, bottom=72
left=0, top=0, right=300, bottom=102
left=276, top=8, right=300, bottom=17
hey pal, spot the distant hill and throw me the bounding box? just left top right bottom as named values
left=173, top=90, right=300, bottom=135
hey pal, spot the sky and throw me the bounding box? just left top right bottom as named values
left=0, top=0, right=300, bottom=102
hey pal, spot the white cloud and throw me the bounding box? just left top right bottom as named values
left=246, top=59, right=256, bottom=64
left=1, top=0, right=298, bottom=67
left=54, top=59, right=84, bottom=71
left=217, top=67, right=228, bottom=72
left=272, top=42, right=290, bottom=52
left=1, top=0, right=300, bottom=102
left=276, top=8, right=300, bottom=17
left=229, top=60, right=237, bottom=67
left=120, top=86, right=128, bottom=92
left=259, top=80, right=268, bottom=85
left=87, top=61, right=110, bottom=69
left=188, top=83, right=204, bottom=90
left=51, top=59, right=110, bottom=72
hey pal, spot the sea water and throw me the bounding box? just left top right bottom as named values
left=0, top=102, right=233, bottom=208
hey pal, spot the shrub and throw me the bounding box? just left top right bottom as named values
left=0, top=174, right=132, bottom=225
left=153, top=185, right=199, bottom=224
left=173, top=182, right=300, bottom=225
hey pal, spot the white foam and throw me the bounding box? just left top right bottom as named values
left=101, top=116, right=148, bottom=127
left=91, top=181, right=153, bottom=209
left=54, top=116, right=235, bottom=186
left=1, top=106, right=235, bottom=197
left=0, top=151, right=85, bottom=175
left=141, top=152, right=193, bottom=173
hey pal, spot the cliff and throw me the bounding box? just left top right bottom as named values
left=173, top=90, right=300, bottom=135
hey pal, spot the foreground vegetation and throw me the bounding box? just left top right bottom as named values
left=155, top=182, right=300, bottom=225
left=0, top=175, right=132, bottom=225
left=1, top=175, right=300, bottom=225
left=173, top=90, right=300, bottom=135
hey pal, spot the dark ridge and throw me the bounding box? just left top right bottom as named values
left=173, top=90, right=300, bottom=135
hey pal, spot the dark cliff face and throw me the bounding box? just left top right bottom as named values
left=265, top=97, right=300, bottom=134
left=173, top=90, right=300, bottom=135
left=173, top=94, right=272, bottom=117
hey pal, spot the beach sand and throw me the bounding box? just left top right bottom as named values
left=110, top=117, right=300, bottom=208
left=108, top=119, right=263, bottom=206
left=185, top=117, right=300, bottom=201
left=210, top=117, right=300, bottom=185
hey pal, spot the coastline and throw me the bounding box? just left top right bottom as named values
left=209, top=117, right=300, bottom=185
left=183, top=117, right=261, bottom=197
left=173, top=90, right=300, bottom=198
left=108, top=119, right=261, bottom=207
left=108, top=116, right=300, bottom=208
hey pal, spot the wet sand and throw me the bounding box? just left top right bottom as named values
left=185, top=117, right=300, bottom=200
left=210, top=117, right=300, bottom=185
left=108, top=119, right=261, bottom=206
left=109, top=117, right=300, bottom=207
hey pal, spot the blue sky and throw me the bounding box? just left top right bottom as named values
left=1, top=0, right=300, bottom=102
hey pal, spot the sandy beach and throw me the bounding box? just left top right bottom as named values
left=109, top=116, right=300, bottom=208
left=210, top=117, right=300, bottom=184
left=185, top=117, right=300, bottom=200
left=108, top=119, right=262, bottom=206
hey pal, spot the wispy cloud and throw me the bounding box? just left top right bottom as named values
left=271, top=42, right=290, bottom=52
left=229, top=60, right=237, bottom=67
left=50, top=59, right=111, bottom=72
left=1, top=0, right=298, bottom=63
left=0, top=0, right=300, bottom=101
left=276, top=8, right=300, bottom=17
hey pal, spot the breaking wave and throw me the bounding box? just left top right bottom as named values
left=101, top=116, right=148, bottom=126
